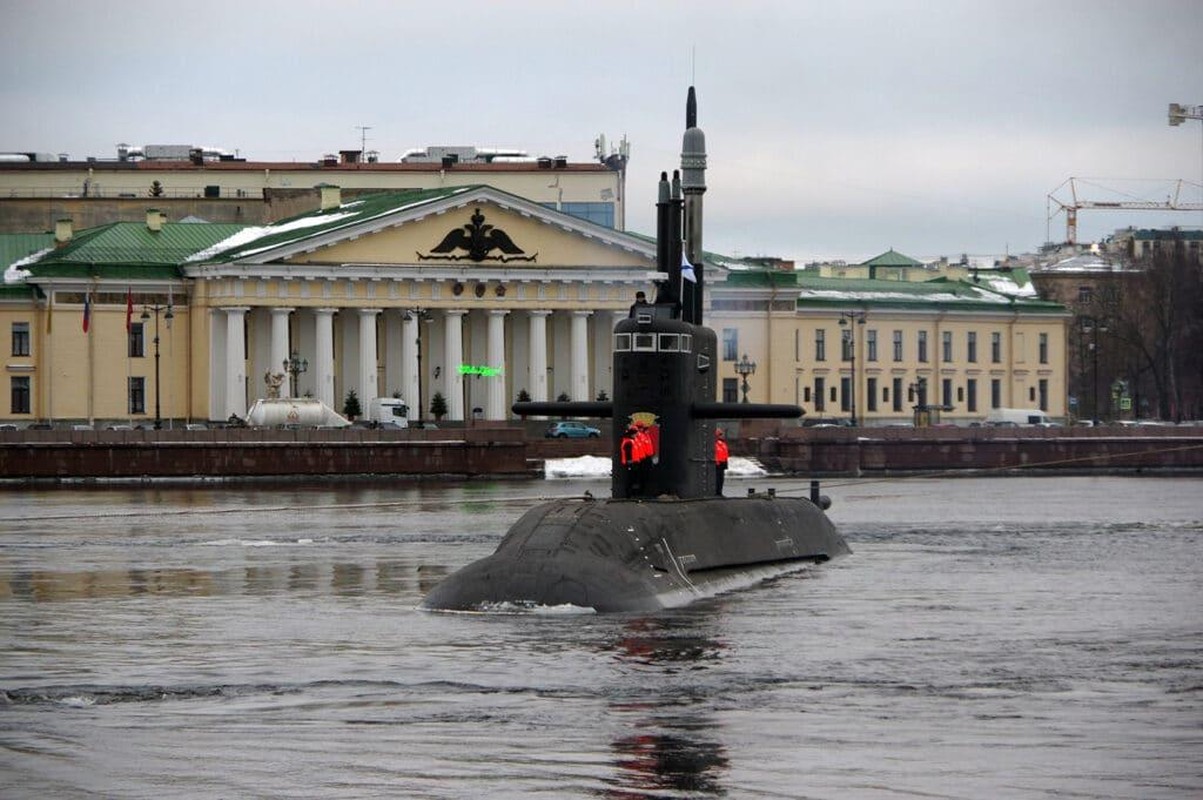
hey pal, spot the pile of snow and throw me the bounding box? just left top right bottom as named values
left=543, top=455, right=767, bottom=480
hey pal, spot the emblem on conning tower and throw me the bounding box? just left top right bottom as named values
left=417, top=208, right=538, bottom=263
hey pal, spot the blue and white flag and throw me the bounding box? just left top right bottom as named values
left=681, top=253, right=697, bottom=283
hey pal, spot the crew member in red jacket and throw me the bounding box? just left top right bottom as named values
left=714, top=428, right=729, bottom=496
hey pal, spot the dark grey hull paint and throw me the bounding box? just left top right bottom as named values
left=422, top=495, right=851, bottom=613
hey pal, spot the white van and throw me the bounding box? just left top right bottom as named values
left=367, top=397, right=410, bottom=429
left=985, top=407, right=1054, bottom=427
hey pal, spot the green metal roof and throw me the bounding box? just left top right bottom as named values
left=0, top=233, right=54, bottom=270
left=723, top=269, right=1066, bottom=315
left=793, top=274, right=1066, bottom=313
left=17, top=221, right=248, bottom=280
left=861, top=248, right=924, bottom=268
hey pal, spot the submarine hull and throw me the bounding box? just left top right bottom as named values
left=422, top=495, right=850, bottom=613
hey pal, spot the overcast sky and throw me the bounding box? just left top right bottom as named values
left=2, top=0, right=1201, bottom=262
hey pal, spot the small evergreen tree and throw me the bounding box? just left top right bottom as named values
left=430, top=391, right=448, bottom=421
left=342, top=389, right=362, bottom=419
left=556, top=391, right=571, bottom=402
left=596, top=389, right=609, bottom=402
left=516, top=388, right=531, bottom=402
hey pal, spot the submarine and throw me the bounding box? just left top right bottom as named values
left=422, top=87, right=850, bottom=613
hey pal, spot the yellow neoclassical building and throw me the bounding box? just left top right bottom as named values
left=3, top=185, right=659, bottom=425
left=708, top=268, right=1071, bottom=424
left=2, top=187, right=1070, bottom=427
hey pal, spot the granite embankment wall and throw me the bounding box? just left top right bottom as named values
left=2, top=424, right=1202, bottom=483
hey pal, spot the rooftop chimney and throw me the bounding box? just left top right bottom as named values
left=54, top=218, right=73, bottom=245
left=318, top=184, right=341, bottom=211
left=146, top=208, right=165, bottom=232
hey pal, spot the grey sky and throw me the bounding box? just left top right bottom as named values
left=2, top=0, right=1201, bottom=262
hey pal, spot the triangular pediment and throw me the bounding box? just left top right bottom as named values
left=206, top=186, right=655, bottom=272
left=287, top=199, right=653, bottom=269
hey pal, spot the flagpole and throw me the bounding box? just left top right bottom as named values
left=86, top=283, right=94, bottom=425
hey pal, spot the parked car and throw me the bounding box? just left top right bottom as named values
left=545, top=421, right=601, bottom=439
left=801, top=417, right=855, bottom=428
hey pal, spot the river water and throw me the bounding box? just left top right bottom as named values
left=1, top=475, right=1200, bottom=799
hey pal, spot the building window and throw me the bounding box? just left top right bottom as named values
left=814, top=377, right=825, bottom=411
left=722, top=378, right=738, bottom=404
left=967, top=331, right=977, bottom=363
left=942, top=331, right=953, bottom=363
left=991, top=378, right=1002, bottom=409
left=722, top=328, right=738, bottom=361
left=967, top=378, right=978, bottom=412
left=892, top=330, right=903, bottom=362
left=840, top=376, right=851, bottom=412
left=867, top=377, right=878, bottom=412
left=11, top=376, right=30, bottom=414
left=918, top=330, right=928, bottom=363
left=1038, top=379, right=1048, bottom=411
left=1078, top=285, right=1093, bottom=304
left=803, top=386, right=812, bottom=403
left=815, top=329, right=826, bottom=362
left=546, top=201, right=615, bottom=228
left=841, top=329, right=853, bottom=361
left=892, top=377, right=903, bottom=412
left=128, top=321, right=146, bottom=358
left=991, top=332, right=1002, bottom=363
left=1039, top=333, right=1049, bottom=364
left=11, top=322, right=30, bottom=357
left=942, top=378, right=953, bottom=407
left=129, top=377, right=146, bottom=414
left=866, top=329, right=878, bottom=361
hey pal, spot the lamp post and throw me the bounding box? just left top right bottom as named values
left=908, top=377, right=928, bottom=428
left=140, top=301, right=174, bottom=430
left=407, top=308, right=432, bottom=423
left=734, top=353, right=757, bottom=403
left=839, top=310, right=867, bottom=426
left=1082, top=316, right=1107, bottom=425
left=283, top=351, right=309, bottom=398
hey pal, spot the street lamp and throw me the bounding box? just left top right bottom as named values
left=838, top=310, right=867, bottom=426
left=1081, top=316, right=1107, bottom=425
left=283, top=351, right=309, bottom=398
left=734, top=353, right=757, bottom=403
left=140, top=300, right=174, bottom=430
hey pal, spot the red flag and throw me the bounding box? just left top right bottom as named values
left=82, top=292, right=91, bottom=333
left=125, top=287, right=133, bottom=332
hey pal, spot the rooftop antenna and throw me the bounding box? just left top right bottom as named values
left=355, top=125, right=372, bottom=161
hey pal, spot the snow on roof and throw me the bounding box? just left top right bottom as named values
left=186, top=210, right=357, bottom=262
left=4, top=246, right=53, bottom=282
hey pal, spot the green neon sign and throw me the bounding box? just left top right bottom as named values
left=458, top=364, right=504, bottom=377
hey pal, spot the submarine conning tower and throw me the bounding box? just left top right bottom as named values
left=513, top=86, right=802, bottom=500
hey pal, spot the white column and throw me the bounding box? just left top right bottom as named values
left=383, top=309, right=404, bottom=400
left=444, top=309, right=468, bottom=421
left=401, top=311, right=420, bottom=421
left=269, top=307, right=293, bottom=397
left=486, top=309, right=508, bottom=420
left=570, top=310, right=591, bottom=401
left=314, top=308, right=336, bottom=409
left=528, top=310, right=551, bottom=402
left=224, top=307, right=249, bottom=419
left=358, top=308, right=381, bottom=407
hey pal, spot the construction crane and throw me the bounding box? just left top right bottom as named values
left=1046, top=176, right=1203, bottom=245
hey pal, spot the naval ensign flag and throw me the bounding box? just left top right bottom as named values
left=681, top=253, right=697, bottom=283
